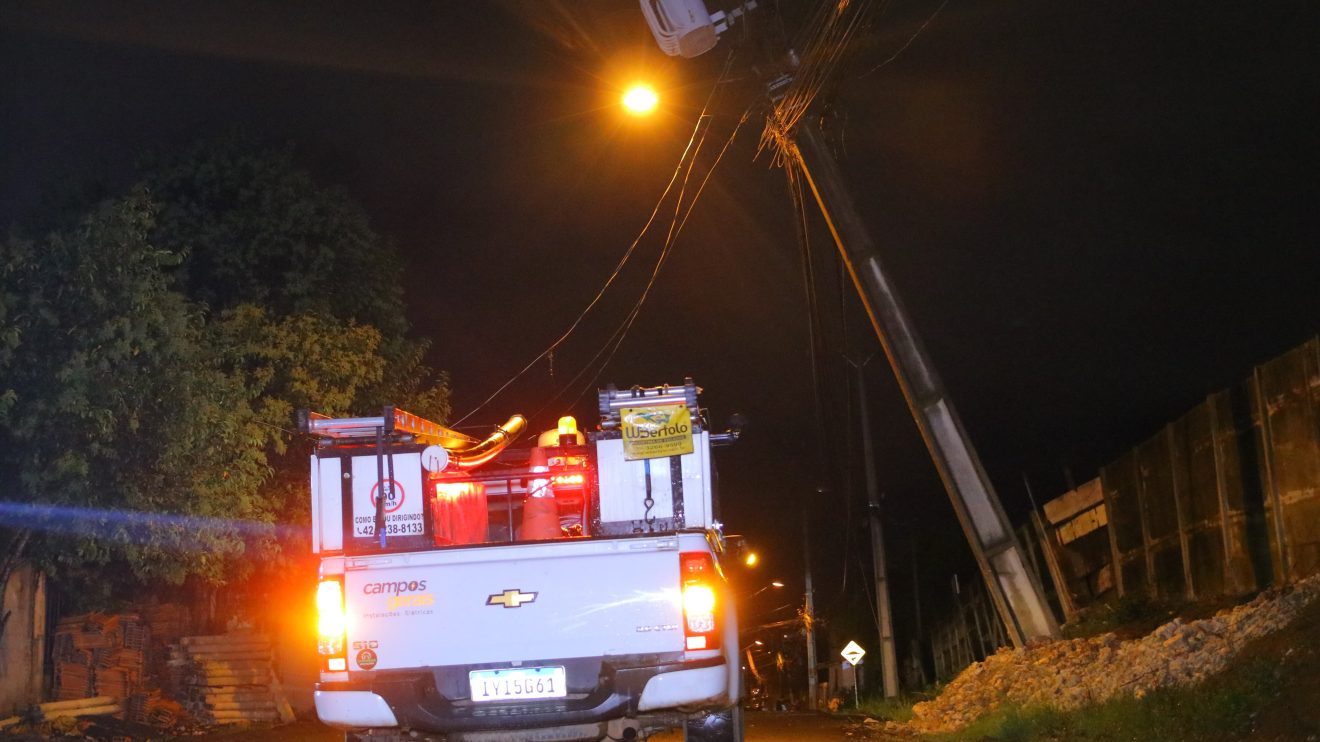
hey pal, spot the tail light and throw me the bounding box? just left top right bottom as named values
left=552, top=473, right=585, bottom=487
left=317, top=577, right=348, bottom=671
left=680, top=552, right=721, bottom=651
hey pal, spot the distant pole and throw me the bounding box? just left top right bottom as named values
left=803, top=513, right=818, bottom=710
left=910, top=537, right=923, bottom=638
left=909, top=534, right=928, bottom=686
left=856, top=364, right=900, bottom=698
left=1024, top=473, right=1077, bottom=621
left=785, top=120, right=1060, bottom=645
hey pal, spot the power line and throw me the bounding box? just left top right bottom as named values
left=760, top=0, right=875, bottom=164
left=858, top=0, right=951, bottom=78
left=535, top=113, right=717, bottom=416
left=450, top=62, right=734, bottom=427
left=535, top=106, right=754, bottom=419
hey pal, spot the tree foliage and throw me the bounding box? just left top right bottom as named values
left=0, top=137, right=450, bottom=608
left=0, top=193, right=268, bottom=587
left=141, top=134, right=449, bottom=422
left=142, top=136, right=407, bottom=337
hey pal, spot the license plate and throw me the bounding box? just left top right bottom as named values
left=469, top=666, right=567, bottom=702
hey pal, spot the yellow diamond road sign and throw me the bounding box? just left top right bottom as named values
left=841, top=640, right=866, bottom=666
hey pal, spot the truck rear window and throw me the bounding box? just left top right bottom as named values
left=428, top=465, right=590, bottom=547
left=332, top=445, right=594, bottom=556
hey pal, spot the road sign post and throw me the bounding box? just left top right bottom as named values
left=841, top=641, right=866, bottom=708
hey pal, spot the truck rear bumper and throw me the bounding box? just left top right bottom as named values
left=315, top=690, right=399, bottom=728
left=316, top=654, right=726, bottom=733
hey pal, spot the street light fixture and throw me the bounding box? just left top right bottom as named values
left=621, top=84, right=659, bottom=116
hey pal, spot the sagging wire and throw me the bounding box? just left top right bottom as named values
left=450, top=59, right=734, bottom=427
left=836, top=253, right=857, bottom=600
left=759, top=0, right=875, bottom=166
left=527, top=110, right=721, bottom=419
left=788, top=142, right=861, bottom=612
left=858, top=0, right=951, bottom=78
left=547, top=105, right=754, bottom=415
left=786, top=159, right=829, bottom=470
left=526, top=55, right=746, bottom=421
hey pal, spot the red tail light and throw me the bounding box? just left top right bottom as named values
left=680, top=552, right=720, bottom=651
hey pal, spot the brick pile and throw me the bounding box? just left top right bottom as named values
left=52, top=613, right=149, bottom=705
left=49, top=604, right=204, bottom=729
left=168, top=633, right=294, bottom=725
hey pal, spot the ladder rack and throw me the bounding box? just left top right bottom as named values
left=597, top=377, right=702, bottom=430
left=297, top=406, right=477, bottom=448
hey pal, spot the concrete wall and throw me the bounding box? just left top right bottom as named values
left=0, top=563, right=46, bottom=714
left=1039, top=337, right=1320, bottom=613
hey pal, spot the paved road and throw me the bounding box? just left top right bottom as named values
left=652, top=711, right=861, bottom=740
left=185, top=712, right=866, bottom=740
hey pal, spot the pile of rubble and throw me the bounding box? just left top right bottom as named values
left=901, top=574, right=1320, bottom=734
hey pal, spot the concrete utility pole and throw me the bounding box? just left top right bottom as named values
left=788, top=121, right=1060, bottom=646
left=802, top=515, right=818, bottom=709
left=855, top=364, right=900, bottom=697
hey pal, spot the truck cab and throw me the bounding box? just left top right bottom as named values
left=304, top=380, right=744, bottom=741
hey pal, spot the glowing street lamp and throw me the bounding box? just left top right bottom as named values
left=744, top=551, right=759, bottom=567
left=622, top=84, right=659, bottom=116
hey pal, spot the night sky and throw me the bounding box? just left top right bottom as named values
left=4, top=1, right=1319, bottom=636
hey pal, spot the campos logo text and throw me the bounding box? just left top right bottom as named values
left=363, top=580, right=434, bottom=611
left=363, top=580, right=428, bottom=596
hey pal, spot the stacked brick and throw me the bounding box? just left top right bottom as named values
left=168, top=633, right=294, bottom=725
left=48, top=606, right=293, bottom=730
left=51, top=613, right=148, bottom=705
left=126, top=689, right=186, bottom=728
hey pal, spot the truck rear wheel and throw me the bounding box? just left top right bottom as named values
left=683, top=703, right=744, bottom=742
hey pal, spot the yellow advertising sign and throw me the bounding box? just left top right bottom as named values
left=620, top=405, right=694, bottom=461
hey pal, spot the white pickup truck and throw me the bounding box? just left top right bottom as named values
left=301, top=381, right=744, bottom=741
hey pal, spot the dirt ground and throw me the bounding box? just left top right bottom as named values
left=1243, top=597, right=1320, bottom=740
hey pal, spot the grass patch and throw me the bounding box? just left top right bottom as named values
left=928, top=658, right=1281, bottom=741
left=853, top=694, right=916, bottom=723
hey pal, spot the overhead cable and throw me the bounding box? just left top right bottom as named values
left=564, top=107, right=753, bottom=408
left=450, top=70, right=729, bottom=427
left=759, top=0, right=875, bottom=165
left=858, top=0, right=951, bottom=78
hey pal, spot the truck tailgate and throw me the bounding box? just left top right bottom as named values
left=342, top=536, right=686, bottom=671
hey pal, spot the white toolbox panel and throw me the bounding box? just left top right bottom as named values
left=595, top=431, right=712, bottom=533
left=311, top=455, right=343, bottom=553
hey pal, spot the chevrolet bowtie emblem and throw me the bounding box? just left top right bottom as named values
left=487, top=589, right=538, bottom=609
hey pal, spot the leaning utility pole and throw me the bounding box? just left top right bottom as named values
left=855, top=364, right=900, bottom=697
left=635, top=0, right=1057, bottom=648
left=784, top=121, right=1060, bottom=646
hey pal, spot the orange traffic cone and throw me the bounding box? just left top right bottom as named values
left=520, top=447, right=560, bottom=540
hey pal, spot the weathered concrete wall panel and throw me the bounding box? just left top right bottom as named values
left=1254, top=339, right=1320, bottom=582
left=1038, top=339, right=1317, bottom=616
left=0, top=563, right=46, bottom=714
